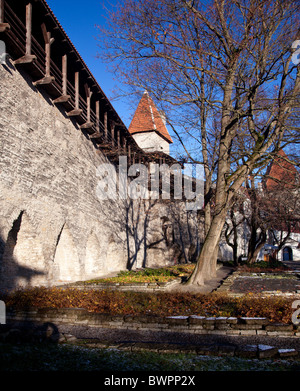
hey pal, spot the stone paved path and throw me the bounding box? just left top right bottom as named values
left=227, top=261, right=300, bottom=295
left=229, top=274, right=300, bottom=294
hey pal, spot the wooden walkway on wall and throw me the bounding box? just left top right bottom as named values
left=0, top=0, right=165, bottom=166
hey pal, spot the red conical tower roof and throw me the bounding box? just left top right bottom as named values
left=129, top=91, right=173, bottom=144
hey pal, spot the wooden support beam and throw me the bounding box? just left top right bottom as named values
left=66, top=108, right=82, bottom=117
left=53, top=95, right=70, bottom=104
left=25, top=4, right=34, bottom=58
left=80, top=122, right=93, bottom=130
left=0, top=23, right=9, bottom=32
left=62, top=54, right=68, bottom=95
left=128, top=144, right=131, bottom=165
left=67, top=72, right=82, bottom=117
left=0, top=0, right=4, bottom=23
left=33, top=23, right=55, bottom=85
left=111, top=121, right=115, bottom=146
left=104, top=111, right=108, bottom=141
left=90, top=132, right=101, bottom=139
left=80, top=83, right=93, bottom=129
left=95, top=101, right=100, bottom=133
left=41, top=24, right=54, bottom=77
left=117, top=129, right=120, bottom=149
left=53, top=55, right=70, bottom=104
left=0, top=0, right=9, bottom=32
left=85, top=83, right=92, bottom=122
left=75, top=71, right=80, bottom=109
left=14, top=3, right=36, bottom=64
left=33, top=76, right=55, bottom=86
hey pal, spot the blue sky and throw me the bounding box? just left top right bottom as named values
left=46, top=0, right=132, bottom=127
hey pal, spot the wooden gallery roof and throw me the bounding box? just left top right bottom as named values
left=0, top=0, right=176, bottom=166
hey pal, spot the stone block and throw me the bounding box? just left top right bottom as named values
left=257, top=345, right=278, bottom=359
left=189, top=315, right=206, bottom=325
left=168, top=325, right=189, bottom=331
left=226, top=317, right=238, bottom=324
left=134, top=315, right=162, bottom=324
left=207, top=330, right=227, bottom=335
left=165, top=316, right=189, bottom=326
left=202, top=324, right=215, bottom=330
left=236, top=345, right=257, bottom=358
left=195, top=345, right=218, bottom=355
left=225, top=330, right=241, bottom=335
left=265, top=323, right=294, bottom=332
left=189, top=324, right=204, bottom=331
left=218, top=345, right=236, bottom=357
left=192, top=329, right=207, bottom=335
left=204, top=317, right=216, bottom=324
left=231, top=323, right=261, bottom=330
left=256, top=330, right=268, bottom=336
left=107, top=321, right=124, bottom=328
left=123, top=315, right=135, bottom=322
left=239, top=317, right=268, bottom=325
left=240, top=330, right=257, bottom=336
left=124, top=322, right=141, bottom=329
left=90, top=313, right=113, bottom=325
left=215, top=317, right=228, bottom=322
left=278, top=349, right=298, bottom=358
left=266, top=331, right=294, bottom=337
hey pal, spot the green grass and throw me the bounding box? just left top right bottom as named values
left=84, top=264, right=195, bottom=284
left=0, top=342, right=299, bottom=371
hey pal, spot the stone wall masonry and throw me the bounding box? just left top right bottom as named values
left=5, top=308, right=300, bottom=338
left=0, top=61, right=200, bottom=291
left=65, top=278, right=181, bottom=292
left=0, top=64, right=129, bottom=290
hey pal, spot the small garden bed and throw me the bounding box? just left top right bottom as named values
left=237, top=260, right=289, bottom=273
left=1, top=262, right=297, bottom=324
left=1, top=286, right=297, bottom=324
left=83, top=264, right=195, bottom=285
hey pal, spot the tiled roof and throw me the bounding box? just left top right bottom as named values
left=265, top=149, right=298, bottom=190
left=128, top=91, right=173, bottom=144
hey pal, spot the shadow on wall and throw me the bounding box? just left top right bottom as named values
left=102, top=196, right=201, bottom=271
left=0, top=211, right=46, bottom=293
left=0, top=211, right=109, bottom=291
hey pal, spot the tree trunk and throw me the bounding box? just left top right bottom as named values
left=186, top=209, right=226, bottom=285
left=247, top=229, right=266, bottom=264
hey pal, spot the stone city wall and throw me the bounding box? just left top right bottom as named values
left=0, top=62, right=199, bottom=291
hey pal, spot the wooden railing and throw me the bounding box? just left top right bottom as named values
left=2, top=0, right=149, bottom=163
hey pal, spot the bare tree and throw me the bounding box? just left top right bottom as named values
left=97, top=0, right=300, bottom=285
left=223, top=193, right=247, bottom=265
left=240, top=161, right=300, bottom=264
